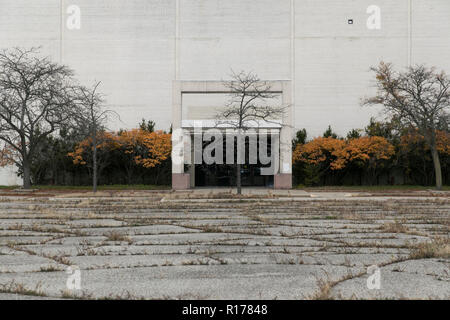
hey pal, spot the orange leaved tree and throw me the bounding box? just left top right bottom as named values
left=117, top=129, right=172, bottom=184
left=293, top=136, right=395, bottom=185
left=135, top=131, right=172, bottom=184
left=293, top=137, right=347, bottom=185
left=293, top=137, right=347, bottom=171
left=0, top=145, right=15, bottom=167
left=68, top=132, right=119, bottom=186
left=117, top=129, right=147, bottom=184
left=343, top=136, right=395, bottom=185
left=363, top=62, right=450, bottom=189
left=400, top=129, right=450, bottom=185
left=436, top=130, right=450, bottom=155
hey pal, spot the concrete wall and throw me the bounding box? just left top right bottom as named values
left=0, top=0, right=449, bottom=185
left=0, top=166, right=21, bottom=186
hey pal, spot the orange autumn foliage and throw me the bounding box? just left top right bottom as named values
left=118, top=129, right=171, bottom=168
left=68, top=132, right=119, bottom=166
left=343, top=136, right=395, bottom=165
left=400, top=130, right=450, bottom=155
left=293, top=137, right=347, bottom=170
left=0, top=145, right=15, bottom=167
left=68, top=129, right=172, bottom=169
left=293, top=136, right=395, bottom=170
left=437, top=131, right=450, bottom=155
left=116, top=128, right=147, bottom=157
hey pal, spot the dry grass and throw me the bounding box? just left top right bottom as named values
left=309, top=277, right=334, bottom=300
left=7, top=223, right=24, bottom=231
left=182, top=258, right=210, bottom=266
left=60, top=289, right=95, bottom=300
left=104, top=231, right=132, bottom=243
left=380, top=221, right=409, bottom=234
left=39, top=265, right=62, bottom=272
left=308, top=269, right=360, bottom=300
left=42, top=253, right=72, bottom=265
left=410, top=238, right=450, bottom=259
left=341, top=212, right=363, bottom=220
left=0, top=281, right=46, bottom=297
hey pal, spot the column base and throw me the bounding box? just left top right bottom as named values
left=274, top=174, right=292, bottom=190
left=172, top=173, right=191, bottom=190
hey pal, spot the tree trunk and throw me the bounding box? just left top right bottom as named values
left=22, top=158, right=32, bottom=189
left=430, top=145, right=443, bottom=190
left=126, top=165, right=133, bottom=185
left=92, top=139, right=98, bottom=193
left=236, top=163, right=242, bottom=195
left=154, top=168, right=161, bottom=185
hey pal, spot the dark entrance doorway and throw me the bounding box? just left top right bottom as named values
left=192, top=133, right=274, bottom=188
left=195, top=163, right=273, bottom=187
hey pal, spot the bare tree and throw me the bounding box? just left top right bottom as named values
left=0, top=48, right=77, bottom=189
left=363, top=62, right=450, bottom=190
left=72, top=82, right=117, bottom=193
left=216, top=71, right=285, bottom=194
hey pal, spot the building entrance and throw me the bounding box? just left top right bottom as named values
left=191, top=134, right=274, bottom=188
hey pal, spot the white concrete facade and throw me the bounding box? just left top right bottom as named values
left=0, top=0, right=449, bottom=185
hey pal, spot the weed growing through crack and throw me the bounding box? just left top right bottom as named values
left=0, top=281, right=46, bottom=297
left=380, top=221, right=409, bottom=234
left=310, top=277, right=333, bottom=300
left=39, top=265, right=62, bottom=272
left=104, top=231, right=132, bottom=244
left=410, top=238, right=450, bottom=259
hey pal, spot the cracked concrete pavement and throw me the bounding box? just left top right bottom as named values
left=0, top=189, right=448, bottom=300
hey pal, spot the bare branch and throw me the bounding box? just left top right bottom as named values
left=0, top=47, right=79, bottom=188
left=363, top=61, right=449, bottom=189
